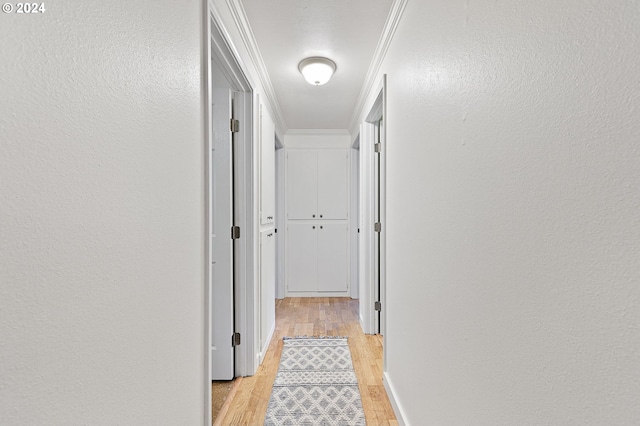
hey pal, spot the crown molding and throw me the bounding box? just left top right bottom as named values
left=225, top=0, right=288, bottom=137
left=347, top=0, right=408, bottom=137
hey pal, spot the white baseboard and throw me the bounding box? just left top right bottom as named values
left=258, top=322, right=276, bottom=365
left=285, top=291, right=351, bottom=297
left=383, top=372, right=408, bottom=425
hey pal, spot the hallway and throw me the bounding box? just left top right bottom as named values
left=216, top=298, right=397, bottom=425
left=3, top=1, right=639, bottom=424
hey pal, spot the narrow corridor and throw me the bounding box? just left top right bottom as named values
left=216, top=298, right=397, bottom=425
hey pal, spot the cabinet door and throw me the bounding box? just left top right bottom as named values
left=260, top=230, right=275, bottom=351
left=260, top=105, right=275, bottom=225
left=317, top=150, right=348, bottom=220
left=287, top=150, right=318, bottom=219
left=317, top=223, right=348, bottom=292
left=286, top=222, right=317, bottom=292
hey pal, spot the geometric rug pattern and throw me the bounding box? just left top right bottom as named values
left=264, top=337, right=366, bottom=425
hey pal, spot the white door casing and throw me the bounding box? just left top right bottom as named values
left=359, top=75, right=387, bottom=338
left=275, top=148, right=286, bottom=299
left=373, top=118, right=383, bottom=335
left=207, top=7, right=257, bottom=406
left=350, top=144, right=360, bottom=299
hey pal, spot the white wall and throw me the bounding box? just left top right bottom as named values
left=0, top=2, right=206, bottom=425
left=361, top=0, right=640, bottom=424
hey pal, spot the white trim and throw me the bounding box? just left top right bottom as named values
left=286, top=129, right=351, bottom=135
left=383, top=372, right=408, bottom=426
left=286, top=291, right=352, bottom=298
left=202, top=3, right=212, bottom=425
left=380, top=76, right=388, bottom=342
left=208, top=1, right=254, bottom=91
left=350, top=147, right=359, bottom=300
left=358, top=76, right=387, bottom=337
left=358, top=121, right=376, bottom=334
left=207, top=0, right=258, bottom=387
left=258, top=321, right=276, bottom=364
left=275, top=148, right=286, bottom=299
left=225, top=0, right=288, bottom=138
left=348, top=0, right=408, bottom=137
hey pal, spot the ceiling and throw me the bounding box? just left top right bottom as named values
left=239, top=0, right=394, bottom=131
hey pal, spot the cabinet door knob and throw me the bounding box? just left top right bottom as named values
left=320, top=226, right=323, bottom=229
left=312, top=226, right=316, bottom=229
left=320, top=214, right=323, bottom=218
left=312, top=214, right=316, bottom=218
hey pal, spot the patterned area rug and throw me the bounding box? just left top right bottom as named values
left=265, top=337, right=366, bottom=425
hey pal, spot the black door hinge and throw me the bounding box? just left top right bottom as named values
left=231, top=226, right=240, bottom=239
left=232, top=332, right=241, bottom=347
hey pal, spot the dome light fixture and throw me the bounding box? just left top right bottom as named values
left=298, top=57, right=336, bottom=86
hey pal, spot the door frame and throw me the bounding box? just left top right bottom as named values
left=275, top=144, right=286, bottom=299
left=204, top=4, right=255, bottom=424
left=359, top=76, right=387, bottom=337
left=350, top=136, right=360, bottom=300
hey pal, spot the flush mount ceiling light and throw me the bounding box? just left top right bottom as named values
left=298, top=57, right=336, bottom=86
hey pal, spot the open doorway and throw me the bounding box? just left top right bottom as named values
left=209, top=58, right=237, bottom=380
left=358, top=76, right=387, bottom=338
left=205, top=8, right=256, bottom=423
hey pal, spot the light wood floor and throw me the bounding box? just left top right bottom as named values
left=216, top=297, right=397, bottom=425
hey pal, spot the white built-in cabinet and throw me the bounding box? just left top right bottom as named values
left=259, top=229, right=275, bottom=356
left=286, top=222, right=348, bottom=292
left=285, top=149, right=349, bottom=295
left=260, top=104, right=275, bottom=225
left=287, top=150, right=348, bottom=220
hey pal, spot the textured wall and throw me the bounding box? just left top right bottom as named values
left=377, top=0, right=640, bottom=424
left=0, top=1, right=205, bottom=424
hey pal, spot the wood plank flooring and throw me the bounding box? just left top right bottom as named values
left=217, top=297, right=397, bottom=425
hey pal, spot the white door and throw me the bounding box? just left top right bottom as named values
left=260, top=103, right=276, bottom=225
left=373, top=119, right=382, bottom=335
left=317, top=223, right=349, bottom=292
left=210, top=87, right=234, bottom=380
left=260, top=230, right=276, bottom=353
left=286, top=222, right=317, bottom=292
left=317, top=150, right=349, bottom=220
left=287, top=150, right=318, bottom=220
